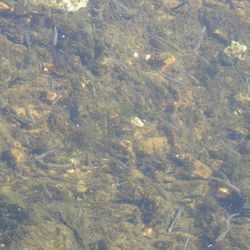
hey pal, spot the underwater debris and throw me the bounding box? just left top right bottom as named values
left=42, top=183, right=54, bottom=199
left=36, top=158, right=74, bottom=170
left=53, top=26, right=58, bottom=46
left=34, top=150, right=56, bottom=161
left=168, top=208, right=182, bottom=232
left=193, top=26, right=206, bottom=53
left=215, top=212, right=239, bottom=243
left=182, top=238, right=191, bottom=250
left=24, top=31, right=32, bottom=51
left=224, top=41, right=247, bottom=60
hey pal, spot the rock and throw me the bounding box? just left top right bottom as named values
left=141, top=227, right=156, bottom=238
left=29, top=0, right=89, bottom=12
left=192, top=160, right=212, bottom=179
left=130, top=116, right=144, bottom=128
left=10, top=146, right=27, bottom=164
left=40, top=91, right=61, bottom=104
left=0, top=2, right=14, bottom=12
left=234, top=93, right=250, bottom=104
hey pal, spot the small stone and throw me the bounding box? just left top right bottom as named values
left=66, top=169, right=75, bottom=174
left=46, top=92, right=58, bottom=101
left=145, top=54, right=151, bottom=61
left=133, top=52, right=139, bottom=58
left=42, top=62, right=54, bottom=73
left=216, top=187, right=231, bottom=198
left=141, top=227, right=155, bottom=237
left=40, top=91, right=61, bottom=104
left=130, top=116, right=144, bottom=128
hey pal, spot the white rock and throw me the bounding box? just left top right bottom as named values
left=130, top=116, right=144, bottom=128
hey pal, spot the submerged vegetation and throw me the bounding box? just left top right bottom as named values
left=0, top=0, right=249, bottom=249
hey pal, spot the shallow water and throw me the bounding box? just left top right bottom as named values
left=0, top=0, right=249, bottom=249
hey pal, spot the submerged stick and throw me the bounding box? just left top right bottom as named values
left=182, top=238, right=191, bottom=250
left=168, top=209, right=182, bottom=232
left=215, top=213, right=239, bottom=243
left=193, top=26, right=206, bottom=53
left=35, top=150, right=56, bottom=161
left=53, top=26, right=58, bottom=46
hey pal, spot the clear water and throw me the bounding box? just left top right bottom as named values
left=0, top=0, right=249, bottom=249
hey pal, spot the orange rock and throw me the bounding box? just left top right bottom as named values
left=216, top=187, right=231, bottom=198
left=160, top=54, right=177, bottom=72
left=0, top=2, right=14, bottom=12
left=192, top=160, right=212, bottom=179
left=40, top=91, right=61, bottom=104
left=46, top=91, right=58, bottom=102
left=13, top=106, right=26, bottom=117
left=11, top=147, right=27, bottom=164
